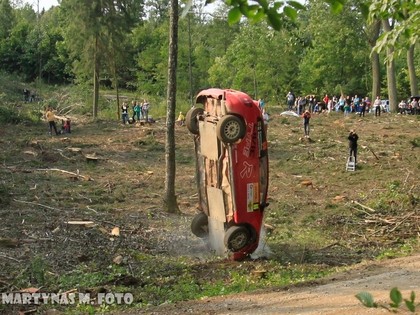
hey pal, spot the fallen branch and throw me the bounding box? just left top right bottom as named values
left=13, top=199, right=62, bottom=211
left=389, top=211, right=415, bottom=233
left=0, top=253, right=21, bottom=263
left=351, top=200, right=376, bottom=213
left=366, top=146, right=379, bottom=160
left=55, top=149, right=73, bottom=160
left=86, top=206, right=98, bottom=214
left=36, top=168, right=93, bottom=181
left=349, top=205, right=372, bottom=216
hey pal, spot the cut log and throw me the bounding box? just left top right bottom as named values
left=65, top=221, right=95, bottom=227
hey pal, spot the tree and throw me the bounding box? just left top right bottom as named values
left=368, top=0, right=419, bottom=108
left=364, top=19, right=381, bottom=101
left=0, top=0, right=14, bottom=40
left=60, top=0, right=139, bottom=118
left=163, top=0, right=180, bottom=214
left=382, top=19, right=398, bottom=112
left=297, top=0, right=369, bottom=97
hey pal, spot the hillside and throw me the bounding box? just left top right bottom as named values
left=0, top=105, right=419, bottom=314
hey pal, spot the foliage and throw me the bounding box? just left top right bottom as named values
left=0, top=0, right=417, bottom=112
left=297, top=0, right=370, bottom=96
left=195, top=0, right=306, bottom=30
left=356, top=287, right=417, bottom=313
left=369, top=0, right=419, bottom=50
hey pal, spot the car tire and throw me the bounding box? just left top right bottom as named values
left=191, top=212, right=208, bottom=238
left=186, top=107, right=204, bottom=134
left=224, top=225, right=251, bottom=251
left=216, top=115, right=246, bottom=143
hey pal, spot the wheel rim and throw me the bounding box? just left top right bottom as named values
left=223, top=120, right=241, bottom=140
left=230, top=232, right=248, bottom=250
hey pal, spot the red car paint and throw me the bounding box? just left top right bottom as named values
left=188, top=88, right=269, bottom=260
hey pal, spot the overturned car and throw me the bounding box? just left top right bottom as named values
left=186, top=88, right=269, bottom=260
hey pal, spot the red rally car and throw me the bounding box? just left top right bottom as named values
left=186, top=88, right=269, bottom=260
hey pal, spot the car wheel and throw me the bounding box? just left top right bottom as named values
left=186, top=107, right=204, bottom=134
left=191, top=212, right=208, bottom=238
left=224, top=225, right=251, bottom=251
left=216, top=115, right=246, bottom=143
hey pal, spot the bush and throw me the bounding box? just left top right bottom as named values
left=0, top=107, right=22, bottom=124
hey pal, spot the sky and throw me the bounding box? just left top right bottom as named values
left=26, top=0, right=58, bottom=11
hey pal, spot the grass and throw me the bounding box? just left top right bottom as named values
left=0, top=84, right=419, bottom=313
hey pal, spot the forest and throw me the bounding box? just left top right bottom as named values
left=0, top=0, right=418, bottom=115
left=0, top=0, right=419, bottom=314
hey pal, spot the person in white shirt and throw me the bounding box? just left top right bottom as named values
left=373, top=96, right=381, bottom=117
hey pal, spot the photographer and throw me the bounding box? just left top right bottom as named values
left=348, top=130, right=359, bottom=165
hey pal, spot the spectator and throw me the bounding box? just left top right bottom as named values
left=23, top=89, right=30, bottom=102
left=134, top=101, right=141, bottom=121
left=142, top=99, right=150, bottom=123
left=258, top=98, right=265, bottom=111
left=327, top=98, right=334, bottom=113
left=344, top=101, right=351, bottom=116
left=121, top=102, right=129, bottom=124
left=262, top=108, right=269, bottom=134
left=131, top=100, right=138, bottom=122
left=373, top=96, right=381, bottom=117
left=302, top=110, right=311, bottom=138
left=286, top=91, right=295, bottom=110
left=337, top=95, right=345, bottom=112
left=62, top=118, right=71, bottom=134
left=297, top=96, right=306, bottom=115
left=364, top=97, right=371, bottom=112
left=354, top=95, right=360, bottom=113
left=323, top=94, right=329, bottom=110
left=308, top=95, right=315, bottom=113
left=359, top=99, right=366, bottom=117
left=398, top=100, right=407, bottom=114
left=176, top=111, right=185, bottom=126
left=410, top=97, right=419, bottom=115
left=45, top=107, right=59, bottom=136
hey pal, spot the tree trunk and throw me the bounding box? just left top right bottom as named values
left=407, top=44, right=418, bottom=97
left=164, top=0, right=180, bottom=214
left=366, top=20, right=381, bottom=100
left=93, top=35, right=99, bottom=119
left=111, top=50, right=120, bottom=120
left=382, top=19, right=398, bottom=112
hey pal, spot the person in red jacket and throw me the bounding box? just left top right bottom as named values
left=302, top=110, right=311, bottom=138
left=323, top=94, right=329, bottom=111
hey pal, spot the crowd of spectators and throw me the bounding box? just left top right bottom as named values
left=398, top=96, right=419, bottom=115
left=285, top=92, right=420, bottom=115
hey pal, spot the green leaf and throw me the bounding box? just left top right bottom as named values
left=404, top=300, right=415, bottom=312
left=244, top=4, right=259, bottom=17
left=286, top=0, right=305, bottom=10
left=257, top=0, right=269, bottom=9
left=252, top=8, right=266, bottom=22
left=228, top=7, right=242, bottom=25
left=355, top=292, right=377, bottom=308
left=359, top=3, right=369, bottom=19
left=410, top=291, right=415, bottom=303
left=267, top=10, right=282, bottom=30
left=389, top=287, right=402, bottom=307
left=330, top=1, right=344, bottom=14
left=283, top=6, right=297, bottom=21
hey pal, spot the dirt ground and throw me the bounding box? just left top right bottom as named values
left=1, top=108, right=419, bottom=315
left=126, top=253, right=420, bottom=315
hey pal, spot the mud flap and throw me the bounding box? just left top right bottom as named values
left=207, top=186, right=227, bottom=255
